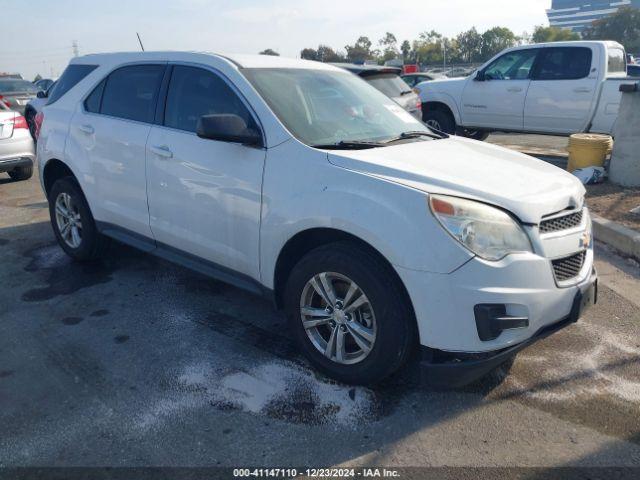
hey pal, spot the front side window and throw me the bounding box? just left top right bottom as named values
left=532, top=47, right=592, bottom=81
left=242, top=68, right=428, bottom=146
left=607, top=47, right=627, bottom=74
left=100, top=64, right=165, bottom=123
left=164, top=66, right=255, bottom=133
left=47, top=64, right=97, bottom=105
left=483, top=49, right=538, bottom=80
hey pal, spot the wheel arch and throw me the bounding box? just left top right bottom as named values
left=272, top=228, right=416, bottom=326
left=42, top=158, right=79, bottom=199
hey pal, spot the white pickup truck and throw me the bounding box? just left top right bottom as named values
left=416, top=41, right=633, bottom=140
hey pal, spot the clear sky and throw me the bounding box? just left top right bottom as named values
left=1, top=0, right=550, bottom=80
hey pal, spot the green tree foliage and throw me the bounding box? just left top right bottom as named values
left=379, top=32, right=399, bottom=62
left=259, top=49, right=280, bottom=56
left=481, top=27, right=518, bottom=60
left=532, top=25, right=580, bottom=43
left=300, top=45, right=345, bottom=62
left=456, top=27, right=483, bottom=63
left=400, top=40, right=412, bottom=61
left=583, top=7, right=640, bottom=52
left=345, top=36, right=377, bottom=62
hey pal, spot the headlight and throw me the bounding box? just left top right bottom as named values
left=429, top=194, right=532, bottom=261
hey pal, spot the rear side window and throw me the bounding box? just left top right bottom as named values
left=84, top=79, right=106, bottom=113
left=533, top=48, right=592, bottom=81
left=47, top=64, right=97, bottom=105
left=607, top=48, right=626, bottom=74
left=100, top=65, right=165, bottom=123
left=164, top=65, right=255, bottom=133
left=365, top=74, right=409, bottom=97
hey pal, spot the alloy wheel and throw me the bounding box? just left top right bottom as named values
left=55, top=192, right=83, bottom=249
left=300, top=272, right=377, bottom=365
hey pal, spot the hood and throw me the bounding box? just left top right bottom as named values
left=327, top=137, right=585, bottom=224
left=416, top=76, right=467, bottom=100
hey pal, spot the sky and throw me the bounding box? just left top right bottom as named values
left=1, top=0, right=550, bottom=80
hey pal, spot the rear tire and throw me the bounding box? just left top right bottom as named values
left=423, top=109, right=456, bottom=135
left=284, top=242, right=415, bottom=385
left=49, top=177, right=110, bottom=261
left=8, top=164, right=33, bottom=181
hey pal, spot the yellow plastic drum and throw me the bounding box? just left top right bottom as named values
left=567, top=133, right=613, bottom=172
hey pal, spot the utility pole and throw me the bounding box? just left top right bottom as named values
left=442, top=40, right=447, bottom=74
left=72, top=40, right=79, bottom=57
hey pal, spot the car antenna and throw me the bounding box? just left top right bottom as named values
left=136, top=32, right=145, bottom=52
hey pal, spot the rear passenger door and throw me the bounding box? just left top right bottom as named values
left=68, top=64, right=166, bottom=238
left=145, top=65, right=265, bottom=279
left=524, top=46, right=598, bottom=134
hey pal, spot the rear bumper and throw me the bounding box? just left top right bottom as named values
left=0, top=134, right=35, bottom=172
left=420, top=269, right=598, bottom=388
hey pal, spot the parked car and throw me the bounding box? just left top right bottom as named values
left=401, top=72, right=444, bottom=88
left=25, top=81, right=56, bottom=139
left=627, top=64, right=640, bottom=77
left=416, top=41, right=632, bottom=139
left=0, top=78, right=38, bottom=115
left=331, top=63, right=422, bottom=120
left=38, top=53, right=596, bottom=386
left=34, top=78, right=57, bottom=92
left=0, top=102, right=35, bottom=181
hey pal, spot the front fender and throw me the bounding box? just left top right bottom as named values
left=259, top=141, right=472, bottom=289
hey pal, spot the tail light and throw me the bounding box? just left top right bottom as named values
left=13, top=114, right=28, bottom=129
left=34, top=111, right=44, bottom=139
left=0, top=95, right=10, bottom=108
left=415, top=99, right=422, bottom=110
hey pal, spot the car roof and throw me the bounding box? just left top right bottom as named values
left=70, top=51, right=342, bottom=71
left=330, top=63, right=402, bottom=76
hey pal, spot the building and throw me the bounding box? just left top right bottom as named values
left=547, top=0, right=640, bottom=34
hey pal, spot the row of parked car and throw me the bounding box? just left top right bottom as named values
left=1, top=40, right=639, bottom=185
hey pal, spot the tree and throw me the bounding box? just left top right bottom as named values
left=400, top=40, right=412, bottom=62
left=532, top=25, right=579, bottom=43
left=345, top=36, right=376, bottom=62
left=583, top=7, right=640, bottom=52
left=456, top=27, right=483, bottom=63
left=481, top=27, right=518, bottom=60
left=317, top=45, right=345, bottom=62
left=259, top=49, right=279, bottom=56
left=379, top=32, right=399, bottom=63
left=300, top=48, right=318, bottom=60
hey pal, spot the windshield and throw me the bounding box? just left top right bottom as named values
left=365, top=74, right=411, bottom=98
left=242, top=68, right=429, bottom=146
left=0, top=79, right=38, bottom=94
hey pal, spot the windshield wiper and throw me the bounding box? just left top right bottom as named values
left=400, top=90, right=414, bottom=96
left=311, top=139, right=387, bottom=150
left=384, top=130, right=449, bottom=144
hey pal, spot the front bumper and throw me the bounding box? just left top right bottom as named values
left=419, top=269, right=597, bottom=387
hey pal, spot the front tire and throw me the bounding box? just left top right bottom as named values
left=49, top=177, right=110, bottom=261
left=284, top=242, right=415, bottom=385
left=461, top=129, right=490, bottom=141
left=423, top=109, right=456, bottom=135
left=8, top=164, right=33, bottom=181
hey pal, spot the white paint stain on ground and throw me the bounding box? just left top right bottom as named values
left=508, top=320, right=640, bottom=404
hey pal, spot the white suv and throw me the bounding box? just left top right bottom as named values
left=37, top=52, right=597, bottom=386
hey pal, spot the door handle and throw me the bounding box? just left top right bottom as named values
left=573, top=87, right=592, bottom=93
left=507, top=87, right=523, bottom=93
left=78, top=124, right=94, bottom=134
left=150, top=145, right=173, bottom=159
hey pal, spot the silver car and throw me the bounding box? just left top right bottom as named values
left=331, top=64, right=422, bottom=120
left=0, top=102, right=35, bottom=181
left=0, top=78, right=38, bottom=115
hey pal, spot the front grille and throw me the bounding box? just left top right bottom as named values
left=552, top=251, right=586, bottom=282
left=540, top=209, right=583, bottom=234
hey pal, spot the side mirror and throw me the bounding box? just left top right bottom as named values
left=474, top=71, right=486, bottom=82
left=196, top=114, right=262, bottom=147
left=36, top=90, right=48, bottom=99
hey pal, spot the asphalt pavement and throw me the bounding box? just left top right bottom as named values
left=1, top=168, right=639, bottom=470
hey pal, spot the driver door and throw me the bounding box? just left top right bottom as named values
left=461, top=48, right=539, bottom=130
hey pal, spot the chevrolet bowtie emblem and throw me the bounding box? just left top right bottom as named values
left=580, top=231, right=591, bottom=249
